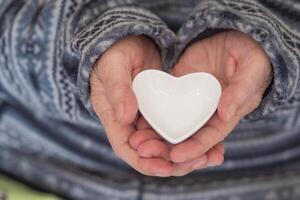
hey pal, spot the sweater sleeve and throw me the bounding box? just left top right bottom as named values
left=175, top=0, right=300, bottom=121
left=0, top=1, right=175, bottom=125
left=65, top=5, right=176, bottom=119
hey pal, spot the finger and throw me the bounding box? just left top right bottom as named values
left=102, top=118, right=171, bottom=177
left=170, top=114, right=238, bottom=163
left=90, top=76, right=139, bottom=168
left=218, top=56, right=271, bottom=122
left=172, top=155, right=207, bottom=177
left=218, top=82, right=257, bottom=122
left=192, top=144, right=225, bottom=170
left=91, top=75, right=136, bottom=147
left=129, top=129, right=162, bottom=150
left=116, top=140, right=172, bottom=177
left=137, top=139, right=170, bottom=160
left=106, top=124, right=172, bottom=177
left=136, top=115, right=151, bottom=130
left=206, top=144, right=225, bottom=167
left=172, top=143, right=224, bottom=176
left=97, top=55, right=138, bottom=125
left=138, top=158, right=173, bottom=177
left=91, top=96, right=169, bottom=178
left=215, top=143, right=225, bottom=154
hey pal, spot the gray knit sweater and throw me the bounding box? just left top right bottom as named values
left=0, top=0, right=300, bottom=199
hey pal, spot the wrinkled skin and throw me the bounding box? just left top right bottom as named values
left=90, top=31, right=272, bottom=177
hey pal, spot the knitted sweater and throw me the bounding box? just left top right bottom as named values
left=0, top=0, right=300, bottom=199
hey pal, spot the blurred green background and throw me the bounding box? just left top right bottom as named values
left=0, top=174, right=61, bottom=200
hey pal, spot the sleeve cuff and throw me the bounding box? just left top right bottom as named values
left=68, top=6, right=176, bottom=118
left=176, top=0, right=299, bottom=121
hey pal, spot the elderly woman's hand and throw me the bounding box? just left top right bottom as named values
left=90, top=35, right=174, bottom=176
left=169, top=30, right=272, bottom=171
left=130, top=31, right=272, bottom=176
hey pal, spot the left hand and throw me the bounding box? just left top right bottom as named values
left=91, top=35, right=172, bottom=177
left=129, top=31, right=272, bottom=176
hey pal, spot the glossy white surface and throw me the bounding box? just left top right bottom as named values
left=132, top=69, right=222, bottom=144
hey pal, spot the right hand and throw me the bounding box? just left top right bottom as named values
left=130, top=31, right=271, bottom=176
left=90, top=35, right=173, bottom=176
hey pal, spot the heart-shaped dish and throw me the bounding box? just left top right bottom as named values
left=132, top=69, right=221, bottom=144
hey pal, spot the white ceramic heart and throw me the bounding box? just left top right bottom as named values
left=132, top=69, right=222, bottom=144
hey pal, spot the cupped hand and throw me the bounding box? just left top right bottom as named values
left=90, top=35, right=174, bottom=176
left=130, top=31, right=272, bottom=176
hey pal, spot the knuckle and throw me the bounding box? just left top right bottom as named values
left=190, top=136, right=204, bottom=152
left=211, top=125, right=225, bottom=142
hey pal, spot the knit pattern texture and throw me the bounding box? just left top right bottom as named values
left=0, top=0, right=300, bottom=199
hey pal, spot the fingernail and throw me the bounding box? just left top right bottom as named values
left=117, top=103, right=124, bottom=122
left=181, top=158, right=202, bottom=169
left=227, top=104, right=236, bottom=121
left=155, top=171, right=167, bottom=177
left=207, top=162, right=220, bottom=168
left=192, top=157, right=208, bottom=169
left=192, top=160, right=207, bottom=170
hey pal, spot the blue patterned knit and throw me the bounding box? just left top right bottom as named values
left=0, top=0, right=300, bottom=199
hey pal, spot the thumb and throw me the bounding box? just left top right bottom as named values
left=96, top=58, right=138, bottom=125
left=218, top=64, right=270, bottom=122
left=218, top=84, right=252, bottom=122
